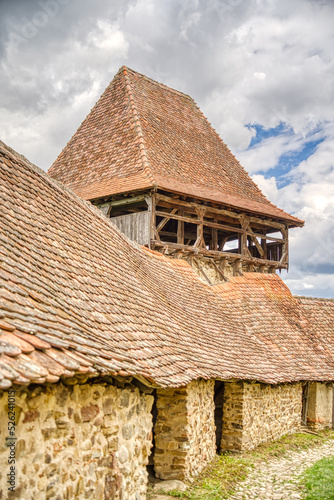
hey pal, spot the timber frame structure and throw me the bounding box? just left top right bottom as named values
left=94, top=188, right=292, bottom=279
left=49, top=66, right=304, bottom=282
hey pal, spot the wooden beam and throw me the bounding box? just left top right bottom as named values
left=156, top=192, right=289, bottom=229
left=193, top=257, right=212, bottom=284
left=155, top=210, right=244, bottom=234
left=156, top=208, right=178, bottom=233
left=233, top=259, right=243, bottom=276
left=249, top=217, right=286, bottom=230
left=151, top=240, right=288, bottom=268
left=261, top=238, right=267, bottom=260
left=240, top=216, right=249, bottom=257
left=249, top=235, right=265, bottom=257
left=156, top=193, right=241, bottom=221
left=212, top=217, right=218, bottom=251
left=151, top=194, right=159, bottom=244
left=280, top=226, right=289, bottom=267
left=195, top=207, right=207, bottom=249
left=247, top=231, right=285, bottom=243
left=218, top=236, right=230, bottom=252
left=211, top=259, right=228, bottom=282
left=100, top=194, right=148, bottom=210
left=177, top=209, right=184, bottom=245
left=154, top=212, right=286, bottom=246
left=245, top=245, right=253, bottom=259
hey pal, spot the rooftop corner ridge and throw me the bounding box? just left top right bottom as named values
left=122, top=66, right=156, bottom=186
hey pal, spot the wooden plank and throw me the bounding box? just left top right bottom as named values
left=112, top=211, right=151, bottom=246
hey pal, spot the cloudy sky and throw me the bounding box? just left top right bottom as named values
left=1, top=0, right=333, bottom=298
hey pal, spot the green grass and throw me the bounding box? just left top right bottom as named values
left=301, top=455, right=334, bottom=500
left=147, top=430, right=334, bottom=500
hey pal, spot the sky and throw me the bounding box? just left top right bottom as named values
left=0, top=0, right=333, bottom=298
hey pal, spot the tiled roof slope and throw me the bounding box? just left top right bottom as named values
left=0, top=141, right=332, bottom=390
left=48, top=67, right=302, bottom=226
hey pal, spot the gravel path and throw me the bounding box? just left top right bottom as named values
left=228, top=438, right=334, bottom=500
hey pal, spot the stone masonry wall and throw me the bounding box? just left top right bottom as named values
left=154, top=379, right=216, bottom=480
left=221, top=381, right=302, bottom=452
left=307, top=382, right=333, bottom=431
left=0, top=382, right=153, bottom=500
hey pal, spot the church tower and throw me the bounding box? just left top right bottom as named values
left=49, top=67, right=303, bottom=283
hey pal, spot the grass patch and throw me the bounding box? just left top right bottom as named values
left=147, top=430, right=334, bottom=500
left=300, top=455, right=334, bottom=500
left=248, top=430, right=334, bottom=461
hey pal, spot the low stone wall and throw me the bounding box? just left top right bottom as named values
left=154, top=379, right=216, bottom=480
left=221, top=381, right=302, bottom=451
left=307, top=382, right=333, bottom=431
left=0, top=382, right=153, bottom=499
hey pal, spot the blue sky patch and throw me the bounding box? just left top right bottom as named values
left=247, top=123, right=325, bottom=187
left=247, top=123, right=288, bottom=148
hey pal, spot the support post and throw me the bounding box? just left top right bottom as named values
left=177, top=209, right=184, bottom=245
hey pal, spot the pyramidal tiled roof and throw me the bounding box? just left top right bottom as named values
left=48, top=66, right=302, bottom=225
left=0, top=140, right=333, bottom=390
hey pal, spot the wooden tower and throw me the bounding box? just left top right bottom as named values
left=49, top=67, right=303, bottom=283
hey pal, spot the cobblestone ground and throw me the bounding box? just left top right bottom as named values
left=228, top=439, right=334, bottom=500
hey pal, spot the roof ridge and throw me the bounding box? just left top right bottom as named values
left=0, top=140, right=138, bottom=244
left=190, top=100, right=304, bottom=223
left=122, top=67, right=156, bottom=187
left=190, top=100, right=271, bottom=203
left=295, top=295, right=334, bottom=302
left=0, top=140, right=45, bottom=176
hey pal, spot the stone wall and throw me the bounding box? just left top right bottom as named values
left=221, top=381, right=302, bottom=451
left=307, top=382, right=333, bottom=431
left=154, top=379, right=216, bottom=480
left=0, top=382, right=153, bottom=500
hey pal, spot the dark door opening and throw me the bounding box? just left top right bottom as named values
left=301, top=382, right=310, bottom=426
left=332, top=384, right=334, bottom=429
left=214, top=381, right=225, bottom=453
left=147, top=390, right=157, bottom=480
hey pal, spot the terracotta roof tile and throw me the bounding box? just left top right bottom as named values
left=0, top=141, right=332, bottom=389
left=48, top=67, right=302, bottom=226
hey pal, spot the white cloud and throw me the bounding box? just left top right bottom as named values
left=257, top=131, right=334, bottom=298
left=251, top=175, right=279, bottom=203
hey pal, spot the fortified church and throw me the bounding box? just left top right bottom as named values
left=0, top=67, right=333, bottom=499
